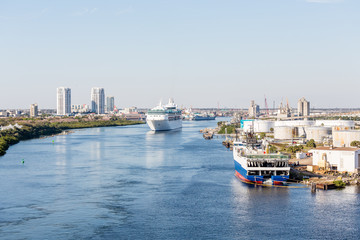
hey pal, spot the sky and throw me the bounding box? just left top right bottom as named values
left=0, top=0, right=359, bottom=109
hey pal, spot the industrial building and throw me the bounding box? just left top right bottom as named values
left=310, top=147, right=360, bottom=173
left=57, top=87, right=71, bottom=115
left=333, top=130, right=360, bottom=147
left=240, top=119, right=356, bottom=142
left=91, top=87, right=105, bottom=114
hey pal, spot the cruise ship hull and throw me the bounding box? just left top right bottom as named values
left=146, top=119, right=182, bottom=131
left=234, top=160, right=289, bottom=185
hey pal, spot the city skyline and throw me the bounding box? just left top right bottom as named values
left=1, top=0, right=359, bottom=109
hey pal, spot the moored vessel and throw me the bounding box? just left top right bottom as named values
left=146, top=98, right=182, bottom=131
left=233, top=131, right=290, bottom=185
left=193, top=113, right=216, bottom=121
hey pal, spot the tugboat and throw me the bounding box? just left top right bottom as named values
left=233, top=130, right=290, bottom=185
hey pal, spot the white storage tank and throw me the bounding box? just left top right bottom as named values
left=333, top=130, right=360, bottom=147
left=254, top=120, right=275, bottom=133
left=315, top=120, right=354, bottom=129
left=274, top=126, right=293, bottom=139
left=305, top=127, right=331, bottom=142
left=275, top=120, right=315, bottom=127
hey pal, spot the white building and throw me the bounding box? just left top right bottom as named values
left=57, top=87, right=71, bottom=115
left=310, top=147, right=360, bottom=173
left=30, top=103, right=38, bottom=117
left=106, top=96, right=115, bottom=113
left=248, top=100, right=259, bottom=118
left=333, top=130, right=360, bottom=147
left=298, top=97, right=310, bottom=117
left=72, top=104, right=90, bottom=113
left=91, top=87, right=105, bottom=114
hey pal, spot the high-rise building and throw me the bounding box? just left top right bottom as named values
left=30, top=104, right=38, bottom=117
left=106, top=96, right=115, bottom=113
left=298, top=97, right=310, bottom=117
left=248, top=100, right=260, bottom=118
left=91, top=87, right=105, bottom=114
left=57, top=87, right=71, bottom=115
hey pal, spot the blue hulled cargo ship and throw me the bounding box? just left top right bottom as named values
left=233, top=132, right=290, bottom=185
left=193, top=114, right=216, bottom=121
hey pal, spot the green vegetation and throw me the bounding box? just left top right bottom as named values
left=333, top=180, right=346, bottom=188
left=350, top=141, right=360, bottom=148
left=218, top=125, right=236, bottom=134
left=217, top=121, right=226, bottom=127
left=48, top=119, right=143, bottom=130
left=217, top=122, right=240, bottom=135
left=269, top=145, right=277, bottom=153
left=258, top=132, right=266, bottom=139
left=286, top=145, right=304, bottom=154
left=306, top=139, right=316, bottom=148
left=0, top=119, right=143, bottom=157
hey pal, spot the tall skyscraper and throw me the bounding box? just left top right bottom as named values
left=91, top=87, right=105, bottom=114
left=106, top=96, right=115, bottom=113
left=248, top=100, right=260, bottom=118
left=298, top=97, right=310, bottom=117
left=57, top=87, right=71, bottom=115
left=30, top=104, right=38, bottom=117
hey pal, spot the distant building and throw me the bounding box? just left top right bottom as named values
left=57, top=87, right=71, bottom=115
left=0, top=111, right=9, bottom=117
left=248, top=100, right=260, bottom=118
left=71, top=104, right=90, bottom=113
left=298, top=97, right=310, bottom=117
left=277, top=101, right=292, bottom=119
left=30, top=104, right=38, bottom=117
left=106, top=96, right=115, bottom=113
left=91, top=87, right=105, bottom=114
left=310, top=147, right=360, bottom=173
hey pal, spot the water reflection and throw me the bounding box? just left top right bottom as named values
left=231, top=177, right=290, bottom=232
left=144, top=130, right=182, bottom=168
left=89, top=128, right=104, bottom=161
left=144, top=131, right=165, bottom=168
left=54, top=135, right=70, bottom=167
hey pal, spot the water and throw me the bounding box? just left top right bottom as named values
left=1, top=119, right=360, bottom=239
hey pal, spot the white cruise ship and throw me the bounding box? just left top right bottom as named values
left=146, top=98, right=182, bottom=131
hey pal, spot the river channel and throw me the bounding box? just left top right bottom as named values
left=1, top=119, right=360, bottom=239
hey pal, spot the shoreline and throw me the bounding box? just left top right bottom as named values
left=0, top=118, right=145, bottom=157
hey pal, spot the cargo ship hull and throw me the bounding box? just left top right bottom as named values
left=234, top=160, right=289, bottom=185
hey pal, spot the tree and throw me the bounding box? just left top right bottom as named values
left=270, top=127, right=274, bottom=132
left=269, top=145, right=277, bottom=153
left=350, top=141, right=360, bottom=147
left=306, top=139, right=316, bottom=148
left=259, top=132, right=266, bottom=139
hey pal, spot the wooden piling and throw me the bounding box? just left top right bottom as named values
left=311, top=183, right=316, bottom=193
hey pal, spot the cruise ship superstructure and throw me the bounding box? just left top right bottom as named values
left=146, top=99, right=182, bottom=131
left=233, top=131, right=290, bottom=185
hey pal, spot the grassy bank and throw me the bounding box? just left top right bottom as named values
left=0, top=119, right=144, bottom=157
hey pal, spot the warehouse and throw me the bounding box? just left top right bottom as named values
left=310, top=147, right=360, bottom=173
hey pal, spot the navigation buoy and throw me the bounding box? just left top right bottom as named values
left=22, top=159, right=24, bottom=164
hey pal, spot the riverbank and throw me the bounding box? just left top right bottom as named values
left=0, top=117, right=144, bottom=157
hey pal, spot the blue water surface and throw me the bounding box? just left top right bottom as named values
left=1, top=119, right=359, bottom=239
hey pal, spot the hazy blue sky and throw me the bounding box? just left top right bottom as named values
left=1, top=0, right=359, bottom=109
